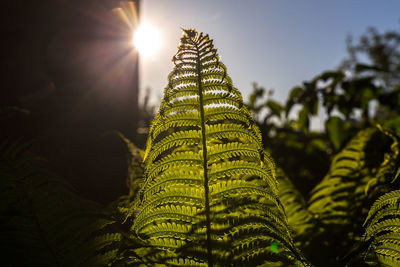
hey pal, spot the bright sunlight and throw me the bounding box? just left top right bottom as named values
left=133, top=24, right=161, bottom=57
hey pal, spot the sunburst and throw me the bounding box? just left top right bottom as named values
left=112, top=2, right=160, bottom=57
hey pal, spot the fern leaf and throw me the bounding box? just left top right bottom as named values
left=363, top=190, right=400, bottom=267
left=132, top=29, right=306, bottom=266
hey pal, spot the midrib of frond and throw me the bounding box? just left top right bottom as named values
left=194, top=38, right=214, bottom=267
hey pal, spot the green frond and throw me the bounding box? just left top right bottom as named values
left=301, top=126, right=400, bottom=266
left=362, top=190, right=400, bottom=266
left=276, top=169, right=313, bottom=237
left=132, top=29, right=306, bottom=266
left=308, top=127, right=400, bottom=226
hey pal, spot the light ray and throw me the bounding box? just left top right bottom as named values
left=111, top=1, right=139, bottom=31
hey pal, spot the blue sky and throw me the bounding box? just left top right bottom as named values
left=140, top=0, right=400, bottom=107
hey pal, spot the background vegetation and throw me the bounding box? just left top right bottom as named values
left=247, top=26, right=400, bottom=197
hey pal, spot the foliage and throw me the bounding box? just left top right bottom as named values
left=308, top=127, right=399, bottom=266
left=274, top=126, right=400, bottom=266
left=0, top=141, right=123, bottom=266
left=1, top=109, right=146, bottom=266
left=246, top=26, right=400, bottom=198
left=247, top=84, right=330, bottom=196
left=246, top=26, right=400, bottom=266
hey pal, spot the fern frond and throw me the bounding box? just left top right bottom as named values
left=276, top=169, right=313, bottom=237
left=0, top=141, right=127, bottom=266
left=308, top=127, right=399, bottom=226
left=132, top=29, right=306, bottom=266
left=362, top=190, right=400, bottom=266
left=305, top=126, right=400, bottom=266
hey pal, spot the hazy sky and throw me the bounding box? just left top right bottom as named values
left=140, top=0, right=400, bottom=106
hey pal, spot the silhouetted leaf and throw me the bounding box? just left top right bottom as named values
left=325, top=116, right=345, bottom=150
left=266, top=99, right=282, bottom=118
left=298, top=107, right=309, bottom=132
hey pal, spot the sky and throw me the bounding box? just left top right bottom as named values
left=139, top=0, right=400, bottom=108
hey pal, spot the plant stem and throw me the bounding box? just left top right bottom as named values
left=196, top=44, right=213, bottom=267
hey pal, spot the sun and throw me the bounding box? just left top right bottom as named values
left=133, top=24, right=161, bottom=57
